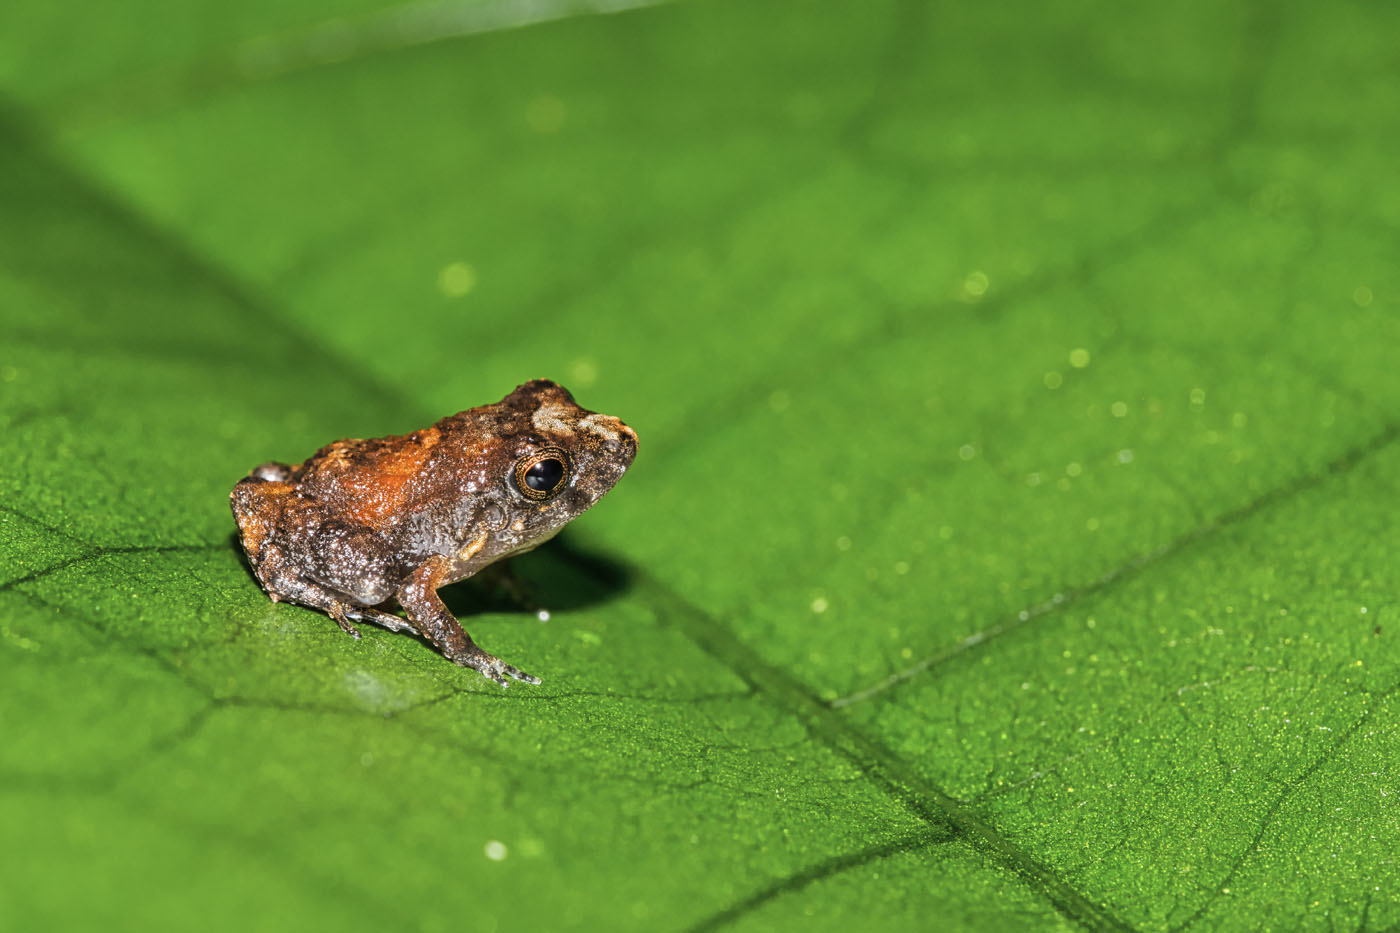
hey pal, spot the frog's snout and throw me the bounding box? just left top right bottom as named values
left=611, top=420, right=638, bottom=464
left=579, top=412, right=637, bottom=465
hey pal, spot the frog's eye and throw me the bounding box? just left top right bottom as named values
left=513, top=447, right=571, bottom=501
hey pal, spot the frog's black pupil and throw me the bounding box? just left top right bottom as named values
left=525, top=458, right=564, bottom=492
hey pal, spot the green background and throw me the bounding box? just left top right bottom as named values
left=2, top=0, right=1398, bottom=929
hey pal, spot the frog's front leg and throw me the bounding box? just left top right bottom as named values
left=398, top=555, right=540, bottom=687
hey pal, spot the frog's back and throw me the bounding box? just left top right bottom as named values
left=292, top=427, right=447, bottom=529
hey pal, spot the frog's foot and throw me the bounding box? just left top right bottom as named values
left=327, top=602, right=362, bottom=640
left=345, top=605, right=419, bottom=636
left=457, top=647, right=541, bottom=688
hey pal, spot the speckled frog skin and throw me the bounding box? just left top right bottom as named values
left=230, top=380, right=637, bottom=685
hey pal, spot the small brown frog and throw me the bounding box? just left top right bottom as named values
left=230, top=379, right=637, bottom=686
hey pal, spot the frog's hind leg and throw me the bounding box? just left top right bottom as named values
left=295, top=522, right=421, bottom=638
left=230, top=488, right=422, bottom=645
left=317, top=590, right=423, bottom=641
left=254, top=570, right=370, bottom=639
left=253, top=569, right=419, bottom=642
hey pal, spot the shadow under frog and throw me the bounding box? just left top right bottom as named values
left=228, top=380, right=637, bottom=686
left=439, top=532, right=633, bottom=618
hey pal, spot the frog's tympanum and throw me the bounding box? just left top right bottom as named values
left=230, top=380, right=637, bottom=686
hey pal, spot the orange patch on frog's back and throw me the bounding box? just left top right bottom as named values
left=325, top=427, right=444, bottom=528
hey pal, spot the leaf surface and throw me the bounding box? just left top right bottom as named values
left=2, top=0, right=1398, bottom=929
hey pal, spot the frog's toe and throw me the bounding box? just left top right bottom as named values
left=461, top=651, right=540, bottom=687
left=481, top=666, right=510, bottom=687
left=501, top=663, right=541, bottom=686
left=328, top=605, right=362, bottom=639
left=482, top=660, right=540, bottom=687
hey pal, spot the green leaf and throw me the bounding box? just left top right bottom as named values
left=2, top=0, right=1398, bottom=930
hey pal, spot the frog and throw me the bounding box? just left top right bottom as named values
left=229, top=379, right=637, bottom=686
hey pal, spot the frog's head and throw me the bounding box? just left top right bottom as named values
left=476, top=379, right=637, bottom=555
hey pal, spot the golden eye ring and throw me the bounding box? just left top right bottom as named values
left=513, top=447, right=571, bottom=501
